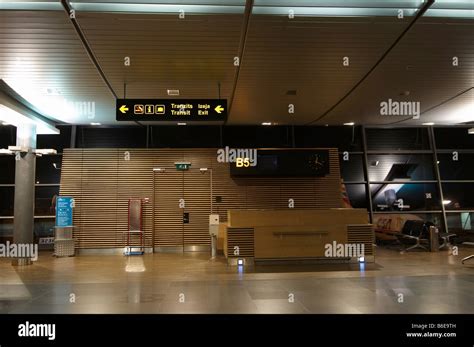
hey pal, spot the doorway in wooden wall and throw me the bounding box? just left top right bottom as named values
left=153, top=169, right=211, bottom=252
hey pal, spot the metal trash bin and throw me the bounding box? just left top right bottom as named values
left=429, top=226, right=439, bottom=252
left=54, top=239, right=75, bottom=257
left=54, top=226, right=75, bottom=257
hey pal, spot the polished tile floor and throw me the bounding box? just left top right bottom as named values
left=0, top=247, right=473, bottom=314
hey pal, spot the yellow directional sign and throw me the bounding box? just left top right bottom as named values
left=117, top=99, right=227, bottom=121
left=119, top=105, right=129, bottom=114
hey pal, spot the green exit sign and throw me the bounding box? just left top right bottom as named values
left=175, top=162, right=191, bottom=171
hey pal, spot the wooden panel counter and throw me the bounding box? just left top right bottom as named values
left=225, top=209, right=374, bottom=263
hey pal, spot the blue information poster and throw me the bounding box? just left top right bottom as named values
left=56, top=196, right=74, bottom=227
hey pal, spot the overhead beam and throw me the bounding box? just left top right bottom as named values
left=386, top=87, right=474, bottom=125
left=226, top=0, right=254, bottom=124
left=306, top=0, right=435, bottom=125
left=0, top=80, right=59, bottom=135
left=60, top=0, right=118, bottom=100
left=61, top=0, right=146, bottom=126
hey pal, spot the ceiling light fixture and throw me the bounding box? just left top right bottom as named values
left=177, top=122, right=186, bottom=126
left=0, top=104, right=58, bottom=135
left=343, top=122, right=355, bottom=126
left=45, top=88, right=61, bottom=96
left=443, top=200, right=452, bottom=205
left=90, top=122, right=101, bottom=126
left=35, top=149, right=57, bottom=155
left=422, top=122, right=435, bottom=126
left=0, top=149, right=13, bottom=155
left=261, top=122, right=272, bottom=126
left=167, top=89, right=179, bottom=96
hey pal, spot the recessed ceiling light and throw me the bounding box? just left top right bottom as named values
left=262, top=122, right=272, bottom=126
left=167, top=89, right=179, bottom=96
left=468, top=128, right=474, bottom=134
left=343, top=122, right=355, bottom=126
left=443, top=200, right=452, bottom=205
left=177, top=122, right=187, bottom=126
left=422, top=122, right=435, bottom=126
left=90, top=122, right=101, bottom=126
left=45, top=87, right=61, bottom=95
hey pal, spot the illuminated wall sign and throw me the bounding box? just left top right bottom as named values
left=116, top=99, right=227, bottom=121
left=230, top=149, right=330, bottom=177
left=217, top=147, right=258, bottom=167
left=175, top=162, right=191, bottom=171
left=56, top=196, right=74, bottom=227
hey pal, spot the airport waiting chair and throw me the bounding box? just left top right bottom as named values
left=438, top=231, right=456, bottom=250
left=393, top=220, right=429, bottom=252
left=462, top=255, right=474, bottom=264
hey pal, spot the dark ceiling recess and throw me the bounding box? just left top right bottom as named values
left=286, top=90, right=297, bottom=96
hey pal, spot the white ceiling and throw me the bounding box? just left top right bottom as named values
left=0, top=0, right=472, bottom=126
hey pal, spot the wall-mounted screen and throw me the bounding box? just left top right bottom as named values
left=230, top=149, right=330, bottom=177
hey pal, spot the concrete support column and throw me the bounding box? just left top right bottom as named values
left=12, top=123, right=37, bottom=266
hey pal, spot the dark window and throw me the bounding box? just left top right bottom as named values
left=295, top=126, right=362, bottom=151
left=36, top=155, right=62, bottom=184
left=37, top=125, right=71, bottom=152
left=438, top=153, right=474, bottom=180
left=366, top=128, right=430, bottom=150
left=446, top=212, right=474, bottom=234
left=442, top=183, right=474, bottom=210
left=435, top=128, right=474, bottom=149
left=0, top=156, right=15, bottom=184
left=367, top=154, right=435, bottom=181
left=0, top=187, right=15, bottom=216
left=340, top=154, right=365, bottom=181
left=0, top=125, right=16, bottom=148
left=78, top=127, right=147, bottom=148
left=152, top=126, right=221, bottom=148
left=34, top=218, right=55, bottom=242
left=223, top=126, right=291, bottom=148
left=374, top=213, right=445, bottom=233
left=344, top=184, right=368, bottom=208
left=0, top=219, right=14, bottom=240
left=371, top=183, right=440, bottom=211
left=35, top=186, right=59, bottom=216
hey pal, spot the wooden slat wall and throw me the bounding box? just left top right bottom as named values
left=154, top=170, right=183, bottom=247
left=184, top=170, right=211, bottom=246
left=60, top=148, right=342, bottom=249
left=227, top=228, right=255, bottom=258
left=347, top=224, right=375, bottom=256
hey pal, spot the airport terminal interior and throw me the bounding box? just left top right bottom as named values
left=0, top=0, right=473, bottom=315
